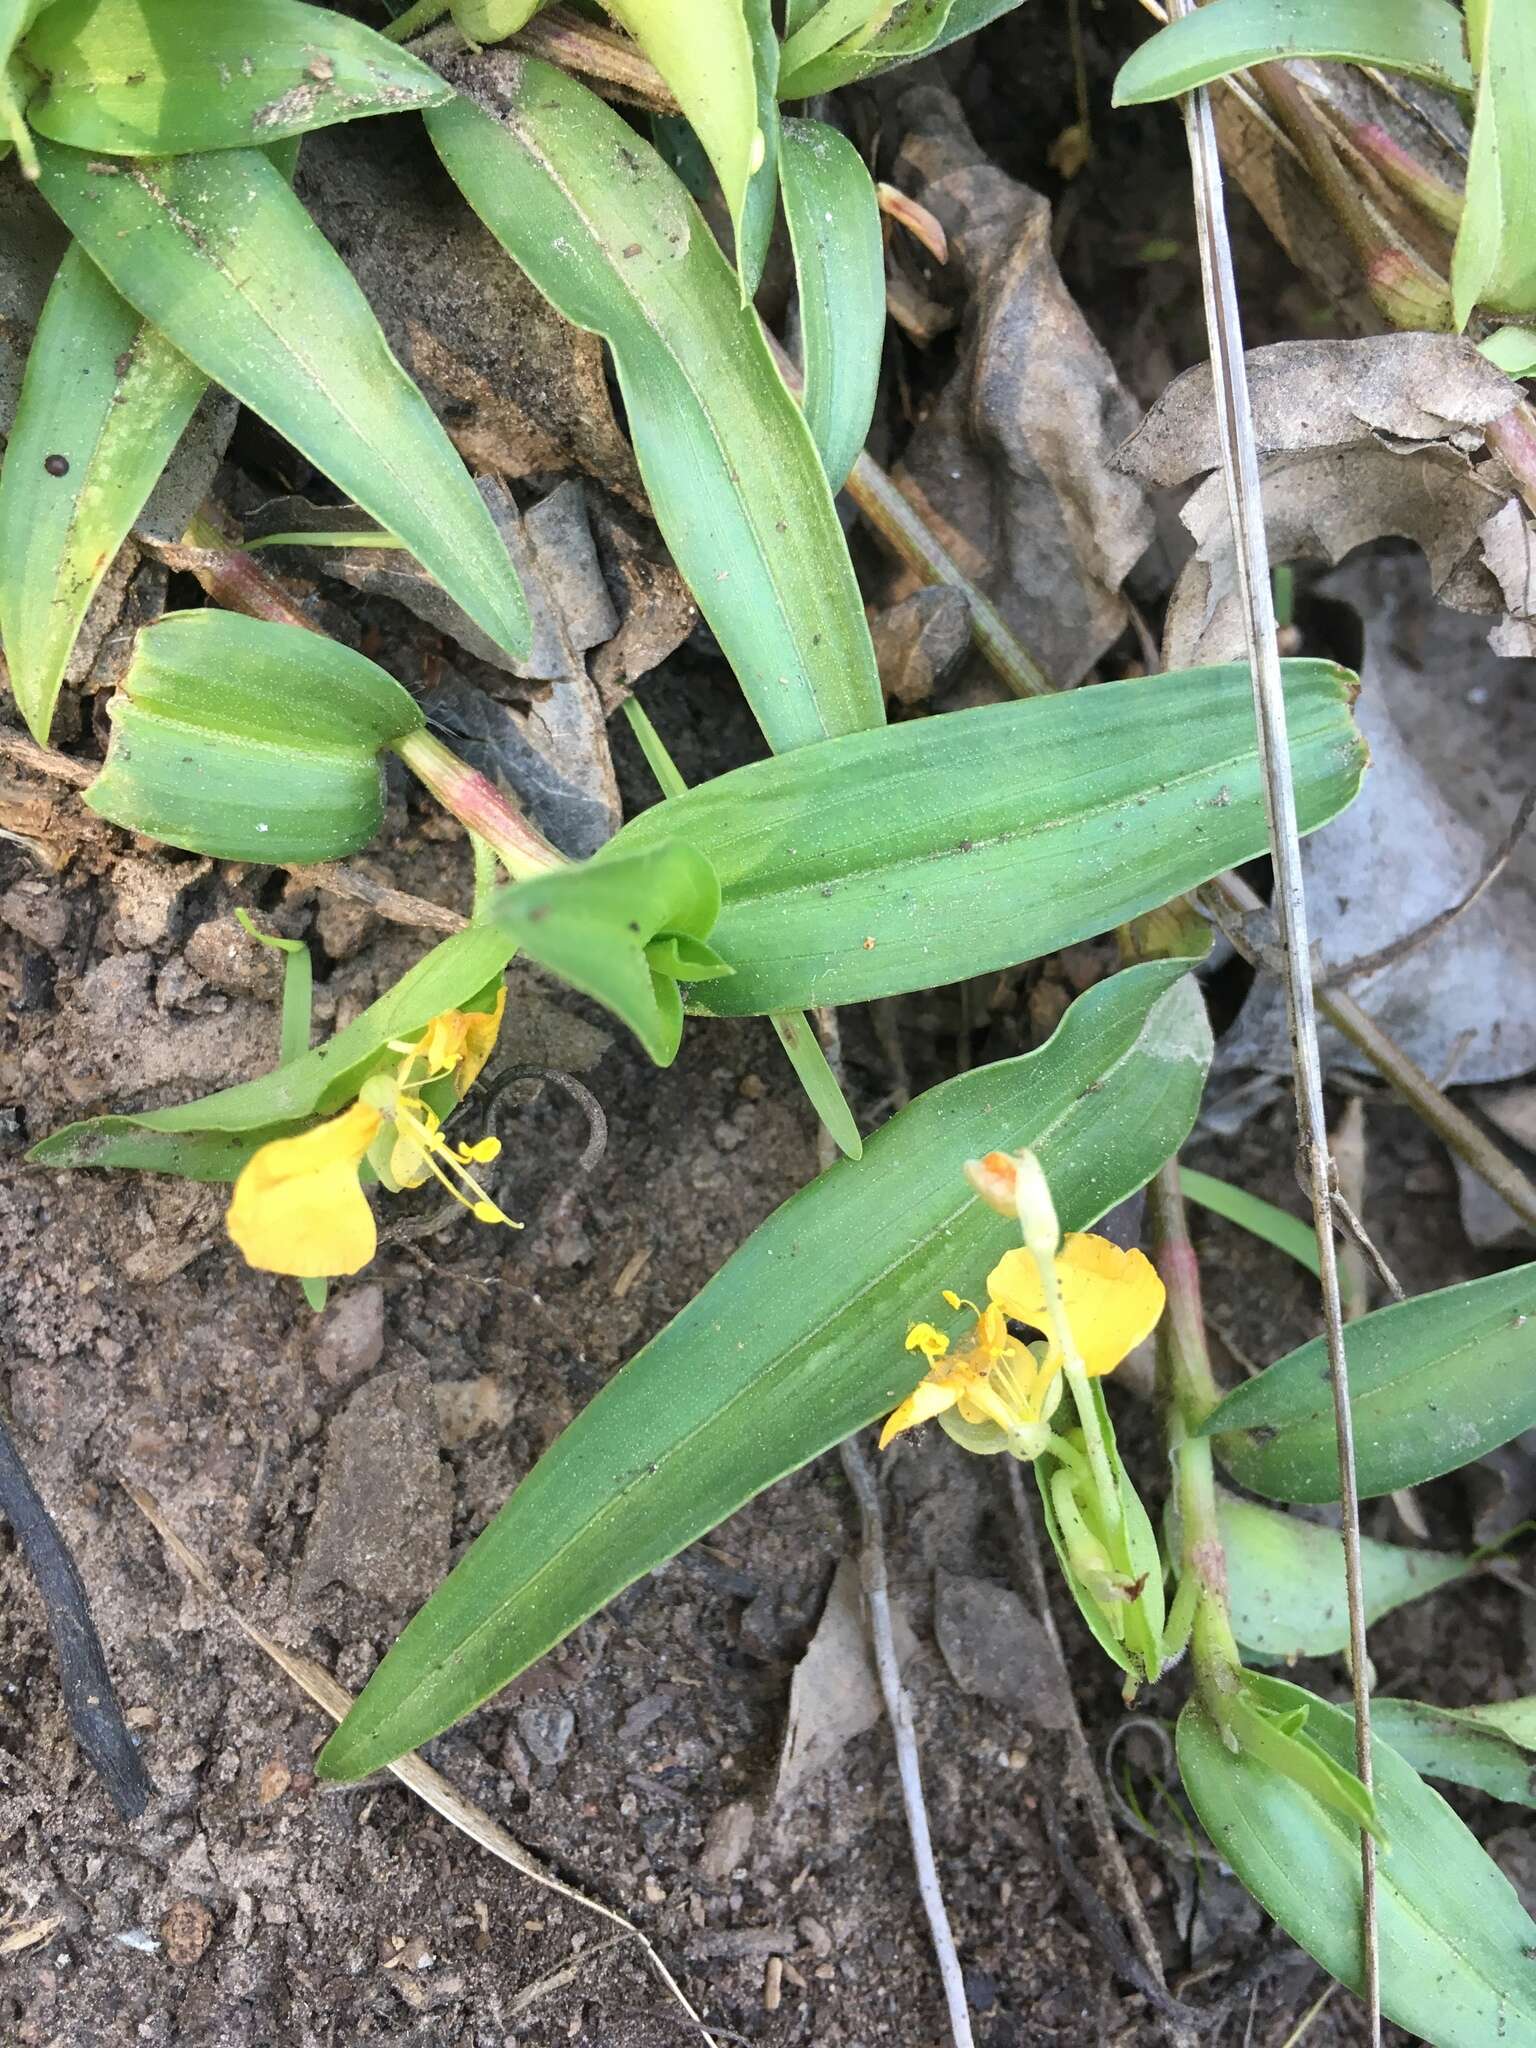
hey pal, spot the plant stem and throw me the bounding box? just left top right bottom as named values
left=840, top=1435, right=975, bottom=2048
left=1147, top=1164, right=1243, bottom=1717
left=384, top=0, right=449, bottom=42
left=1169, top=31, right=1380, bottom=2026
left=393, top=728, right=566, bottom=883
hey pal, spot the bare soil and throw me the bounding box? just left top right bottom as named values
left=2, top=10, right=1531, bottom=2048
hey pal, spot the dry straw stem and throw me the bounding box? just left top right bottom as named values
left=838, top=1434, right=975, bottom=2048
left=124, top=1483, right=719, bottom=2048
left=1166, top=7, right=1380, bottom=2028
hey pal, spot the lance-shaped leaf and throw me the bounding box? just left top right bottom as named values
left=1205, top=1263, right=1536, bottom=1503
left=1217, top=1490, right=1469, bottom=1660
left=317, top=956, right=1212, bottom=1777
left=34, top=139, right=531, bottom=665
left=20, top=0, right=451, bottom=155
left=0, top=245, right=206, bottom=741
left=1373, top=1697, right=1536, bottom=1810
left=84, top=611, right=424, bottom=862
left=610, top=658, right=1366, bottom=1014
left=780, top=116, right=884, bottom=491
left=1453, top=0, right=1536, bottom=327
left=778, top=0, right=1027, bottom=98
left=602, top=0, right=778, bottom=294
left=1180, top=1674, right=1536, bottom=2048
left=31, top=923, right=521, bottom=1181
left=1113, top=0, right=1475, bottom=108
left=426, top=57, right=882, bottom=754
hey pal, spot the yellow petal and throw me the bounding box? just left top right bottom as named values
left=987, top=1233, right=1166, bottom=1377
left=878, top=1376, right=961, bottom=1449
left=226, top=1102, right=382, bottom=1279
left=457, top=986, right=506, bottom=1094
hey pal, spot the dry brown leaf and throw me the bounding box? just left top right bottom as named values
left=887, top=87, right=1153, bottom=687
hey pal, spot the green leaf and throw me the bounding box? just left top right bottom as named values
left=771, top=1009, right=862, bottom=1160
left=488, top=842, right=724, bottom=1066
left=1217, top=1489, right=1469, bottom=1660
left=778, top=0, right=1027, bottom=98
left=603, top=0, right=774, bottom=294
left=1037, top=1380, right=1169, bottom=1686
left=31, top=923, right=520, bottom=1176
left=1113, top=0, right=1474, bottom=108
left=0, top=243, right=204, bottom=741
left=1374, top=1697, right=1536, bottom=1810
left=780, top=118, right=884, bottom=491
left=1179, top=1166, right=1364, bottom=1314
left=452, top=0, right=543, bottom=39
left=1204, top=1263, right=1536, bottom=1503
left=1180, top=1673, right=1536, bottom=2047
left=21, top=0, right=451, bottom=154
left=1453, top=0, right=1536, bottom=326
left=1482, top=324, right=1536, bottom=375
left=426, top=60, right=882, bottom=754
left=735, top=0, right=780, bottom=295
left=34, top=139, right=532, bottom=666
left=318, top=956, right=1212, bottom=1778
left=609, top=659, right=1365, bottom=1014
left=0, top=0, right=57, bottom=174
left=234, top=910, right=313, bottom=1065
left=83, top=611, right=424, bottom=861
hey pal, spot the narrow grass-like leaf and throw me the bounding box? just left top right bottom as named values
left=21, top=0, right=450, bottom=154
left=84, top=612, right=423, bottom=862
left=603, top=1, right=771, bottom=293
left=780, top=117, right=884, bottom=490
left=1205, top=1263, right=1536, bottom=1503
left=0, top=244, right=204, bottom=740
left=32, top=924, right=519, bottom=1178
left=1180, top=1675, right=1536, bottom=2047
left=771, top=1009, right=862, bottom=1160
left=1374, top=1697, right=1536, bottom=1810
left=1114, top=0, right=1474, bottom=108
left=34, top=139, right=531, bottom=664
left=1181, top=1166, right=1364, bottom=1313
left=318, top=958, right=1211, bottom=1776
left=427, top=57, right=882, bottom=753
left=779, top=0, right=1027, bottom=97
left=1453, top=0, right=1536, bottom=327
left=736, top=0, right=780, bottom=294
left=1218, top=1491, right=1468, bottom=1659
left=610, top=659, right=1366, bottom=1014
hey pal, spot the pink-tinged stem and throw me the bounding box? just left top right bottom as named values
left=392, top=728, right=566, bottom=884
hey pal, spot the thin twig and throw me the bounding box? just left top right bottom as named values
left=1004, top=1463, right=1199, bottom=2048
left=1326, top=784, right=1536, bottom=987
left=124, top=1483, right=718, bottom=2048
left=1167, top=15, right=1380, bottom=2032
left=1202, top=870, right=1536, bottom=1236
left=1330, top=1189, right=1405, bottom=1306
left=838, top=1434, right=975, bottom=2048
left=0, top=1418, right=151, bottom=1820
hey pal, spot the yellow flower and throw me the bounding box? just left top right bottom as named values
left=987, top=1234, right=1166, bottom=1381
left=881, top=1235, right=1165, bottom=1460
left=226, top=991, right=517, bottom=1280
